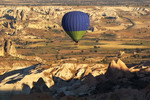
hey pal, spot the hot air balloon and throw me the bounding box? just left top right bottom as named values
left=62, top=11, right=90, bottom=43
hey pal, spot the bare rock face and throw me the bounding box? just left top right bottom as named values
left=53, top=63, right=76, bottom=80
left=132, top=7, right=149, bottom=15
left=52, top=63, right=105, bottom=80
left=102, top=10, right=118, bottom=18
left=105, top=60, right=121, bottom=79
left=143, top=67, right=150, bottom=72
left=0, top=39, right=45, bottom=63
left=130, top=61, right=150, bottom=72
left=16, top=10, right=26, bottom=21
left=0, top=39, right=17, bottom=56
left=0, top=59, right=150, bottom=100
left=0, top=41, right=5, bottom=56
left=117, top=59, right=129, bottom=71
left=51, top=74, right=97, bottom=96
left=30, top=77, right=50, bottom=94
left=105, top=59, right=129, bottom=79
left=88, top=26, right=98, bottom=32
left=0, top=6, right=145, bottom=35
left=0, top=63, right=105, bottom=98
left=22, top=83, right=31, bottom=94
left=7, top=40, right=17, bottom=56
left=117, top=51, right=125, bottom=58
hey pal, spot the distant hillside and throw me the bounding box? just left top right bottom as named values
left=0, top=0, right=150, bottom=6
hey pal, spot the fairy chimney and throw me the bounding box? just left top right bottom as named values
left=0, top=39, right=17, bottom=56
left=105, top=59, right=129, bottom=79
left=117, top=51, right=125, bottom=58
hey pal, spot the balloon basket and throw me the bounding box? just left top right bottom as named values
left=74, top=41, right=79, bottom=45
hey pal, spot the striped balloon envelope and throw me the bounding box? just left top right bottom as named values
left=62, top=11, right=90, bottom=43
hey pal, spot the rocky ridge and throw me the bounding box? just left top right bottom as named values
left=0, top=59, right=150, bottom=100
left=0, top=6, right=149, bottom=35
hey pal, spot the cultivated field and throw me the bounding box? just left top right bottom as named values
left=0, top=6, right=149, bottom=66
left=0, top=5, right=150, bottom=100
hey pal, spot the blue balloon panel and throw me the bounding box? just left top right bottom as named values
left=62, top=11, right=90, bottom=31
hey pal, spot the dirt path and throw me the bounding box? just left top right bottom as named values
left=122, top=16, right=135, bottom=29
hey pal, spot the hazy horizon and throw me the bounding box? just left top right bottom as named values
left=0, top=0, right=149, bottom=6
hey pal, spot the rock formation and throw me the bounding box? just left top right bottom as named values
left=0, top=63, right=105, bottom=97
left=117, top=51, right=125, bottom=58
left=0, top=59, right=150, bottom=100
left=1, top=6, right=148, bottom=36
left=0, top=38, right=17, bottom=56
left=30, top=78, right=50, bottom=94
left=0, top=6, right=149, bottom=100
left=105, top=59, right=129, bottom=79
left=0, top=38, right=45, bottom=63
